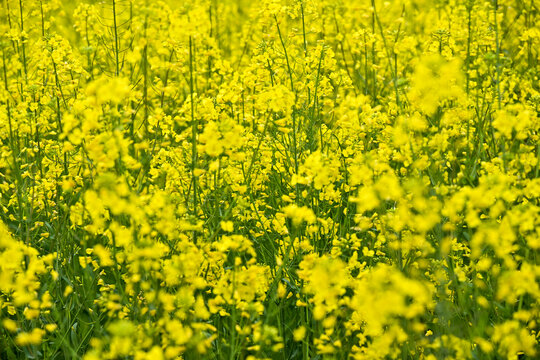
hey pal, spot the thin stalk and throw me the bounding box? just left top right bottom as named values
left=493, top=0, right=501, bottom=109
left=229, top=266, right=237, bottom=360
left=112, top=0, right=120, bottom=76
left=466, top=2, right=472, bottom=95
left=18, top=0, right=28, bottom=82
left=274, top=16, right=295, bottom=93
left=371, top=0, right=400, bottom=108
left=142, top=14, right=149, bottom=136
left=301, top=2, right=308, bottom=56
left=2, top=49, right=15, bottom=149
left=274, top=15, right=298, bottom=177
left=189, top=36, right=199, bottom=243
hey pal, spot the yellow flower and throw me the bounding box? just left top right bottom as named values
left=283, top=204, right=317, bottom=226
left=293, top=326, right=306, bottom=342
left=2, top=319, right=17, bottom=332
left=64, top=285, right=74, bottom=297
left=16, top=329, right=45, bottom=346
left=409, top=54, right=464, bottom=114
left=220, top=221, right=234, bottom=232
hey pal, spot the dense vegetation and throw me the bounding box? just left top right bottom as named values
left=0, top=0, right=539, bottom=359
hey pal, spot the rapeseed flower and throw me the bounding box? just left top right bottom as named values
left=0, top=0, right=538, bottom=359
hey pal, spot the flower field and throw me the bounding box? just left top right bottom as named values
left=0, top=0, right=539, bottom=359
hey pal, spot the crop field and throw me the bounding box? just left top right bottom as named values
left=0, top=0, right=539, bottom=359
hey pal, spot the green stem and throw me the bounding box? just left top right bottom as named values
left=493, top=0, right=501, bottom=109
left=189, top=36, right=199, bottom=243
left=112, top=0, right=120, bottom=76
left=371, top=0, right=400, bottom=108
